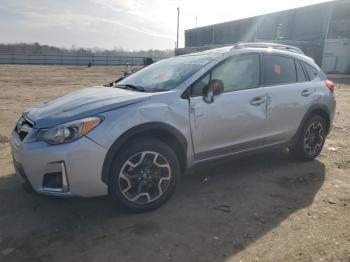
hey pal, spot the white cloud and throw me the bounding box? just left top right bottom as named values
left=20, top=10, right=174, bottom=39
left=0, top=0, right=331, bottom=50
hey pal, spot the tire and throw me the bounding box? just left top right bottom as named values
left=108, top=137, right=180, bottom=212
left=290, top=115, right=327, bottom=161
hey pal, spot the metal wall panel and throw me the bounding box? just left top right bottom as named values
left=183, top=0, right=350, bottom=69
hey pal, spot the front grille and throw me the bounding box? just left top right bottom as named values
left=15, top=116, right=34, bottom=141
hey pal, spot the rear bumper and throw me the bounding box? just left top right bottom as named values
left=328, top=96, right=336, bottom=134
left=331, top=99, right=336, bottom=123
left=11, top=131, right=108, bottom=197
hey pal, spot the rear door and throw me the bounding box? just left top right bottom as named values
left=262, top=54, right=315, bottom=145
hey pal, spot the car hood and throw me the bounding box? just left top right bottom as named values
left=25, top=87, right=152, bottom=128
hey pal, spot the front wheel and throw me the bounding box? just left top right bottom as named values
left=290, top=115, right=327, bottom=161
left=109, top=137, right=180, bottom=212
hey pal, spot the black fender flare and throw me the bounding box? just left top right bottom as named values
left=289, top=104, right=331, bottom=146
left=101, top=122, right=188, bottom=184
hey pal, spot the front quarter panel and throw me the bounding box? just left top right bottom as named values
left=86, top=91, right=194, bottom=165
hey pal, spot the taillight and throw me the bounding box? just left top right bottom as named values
left=325, top=80, right=335, bottom=93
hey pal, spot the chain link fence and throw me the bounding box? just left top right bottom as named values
left=0, top=54, right=154, bottom=66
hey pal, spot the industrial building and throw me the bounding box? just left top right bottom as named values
left=176, top=0, right=350, bottom=73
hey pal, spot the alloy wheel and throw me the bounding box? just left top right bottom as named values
left=304, top=122, right=324, bottom=156
left=118, top=151, right=171, bottom=204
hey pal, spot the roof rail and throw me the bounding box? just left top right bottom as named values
left=231, top=42, right=304, bottom=55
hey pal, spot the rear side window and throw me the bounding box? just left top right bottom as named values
left=302, top=62, right=318, bottom=81
left=295, top=60, right=307, bottom=82
left=261, top=54, right=297, bottom=86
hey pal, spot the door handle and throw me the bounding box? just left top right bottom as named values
left=301, top=89, right=312, bottom=97
left=250, top=97, right=266, bottom=106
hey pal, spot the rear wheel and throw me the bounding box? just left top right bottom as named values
left=109, top=137, right=180, bottom=211
left=290, top=115, right=327, bottom=161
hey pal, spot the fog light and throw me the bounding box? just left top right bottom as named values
left=43, top=162, right=69, bottom=192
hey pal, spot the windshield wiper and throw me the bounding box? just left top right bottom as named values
left=115, top=84, right=147, bottom=92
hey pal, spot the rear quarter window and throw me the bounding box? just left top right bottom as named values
left=302, top=62, right=319, bottom=81
left=318, top=69, right=328, bottom=80
left=261, top=54, right=297, bottom=86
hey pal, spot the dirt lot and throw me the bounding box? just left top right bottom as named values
left=0, top=65, right=349, bottom=262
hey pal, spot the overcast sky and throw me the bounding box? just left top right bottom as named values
left=0, top=0, right=331, bottom=50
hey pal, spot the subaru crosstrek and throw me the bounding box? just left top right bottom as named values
left=11, top=43, right=336, bottom=211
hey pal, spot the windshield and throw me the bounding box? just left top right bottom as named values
left=116, top=53, right=218, bottom=92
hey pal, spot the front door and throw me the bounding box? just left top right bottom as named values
left=189, top=53, right=267, bottom=161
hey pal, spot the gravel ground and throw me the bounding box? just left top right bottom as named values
left=0, top=65, right=349, bottom=262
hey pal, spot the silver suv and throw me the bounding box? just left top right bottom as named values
left=11, top=43, right=336, bottom=211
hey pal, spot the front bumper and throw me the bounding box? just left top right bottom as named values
left=11, top=131, right=108, bottom=197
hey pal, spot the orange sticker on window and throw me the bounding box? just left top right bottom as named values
left=275, top=64, right=281, bottom=75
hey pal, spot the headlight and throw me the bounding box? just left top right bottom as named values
left=36, top=117, right=102, bottom=145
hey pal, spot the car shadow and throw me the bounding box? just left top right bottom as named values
left=0, top=149, right=325, bottom=262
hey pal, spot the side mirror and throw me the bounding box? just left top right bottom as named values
left=203, top=79, right=224, bottom=103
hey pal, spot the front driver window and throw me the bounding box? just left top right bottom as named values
left=211, top=54, right=260, bottom=92
left=191, top=74, right=210, bottom=96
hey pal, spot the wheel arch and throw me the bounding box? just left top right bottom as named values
left=101, top=122, right=188, bottom=184
left=310, top=108, right=331, bottom=132
left=290, top=104, right=331, bottom=146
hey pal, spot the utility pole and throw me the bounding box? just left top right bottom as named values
left=195, top=16, right=198, bottom=27
left=176, top=7, right=180, bottom=49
